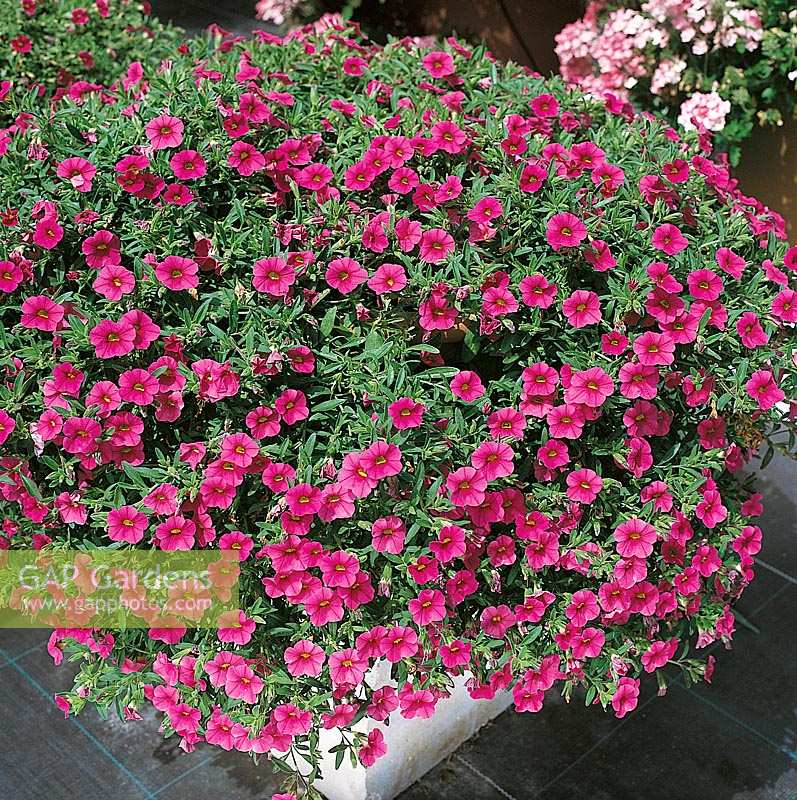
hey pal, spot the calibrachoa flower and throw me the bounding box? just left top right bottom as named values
left=0, top=0, right=180, bottom=130
left=0, top=20, right=794, bottom=799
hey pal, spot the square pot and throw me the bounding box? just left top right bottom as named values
left=310, top=662, right=512, bottom=800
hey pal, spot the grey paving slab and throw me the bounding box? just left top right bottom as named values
left=153, top=749, right=282, bottom=799
left=754, top=454, right=797, bottom=580
left=12, top=643, right=283, bottom=799
left=687, top=584, right=797, bottom=761
left=397, top=753, right=511, bottom=800
left=0, top=626, right=48, bottom=659
left=536, top=684, right=795, bottom=800
left=0, top=655, right=152, bottom=800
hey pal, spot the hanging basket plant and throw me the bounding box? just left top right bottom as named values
left=0, top=18, right=795, bottom=798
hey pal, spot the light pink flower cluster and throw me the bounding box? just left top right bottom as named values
left=677, top=91, right=732, bottom=132
left=556, top=0, right=764, bottom=134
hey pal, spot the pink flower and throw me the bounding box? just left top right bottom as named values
left=228, top=141, right=266, bottom=176
left=93, top=265, right=135, bottom=301
left=614, top=518, right=657, bottom=558
left=399, top=687, right=437, bottom=719
left=284, top=639, right=325, bottom=677
left=170, top=149, right=207, bottom=180
left=320, top=550, right=359, bottom=588
left=143, top=483, right=179, bottom=516
left=253, top=256, right=295, bottom=297
left=566, top=468, right=603, bottom=503
left=285, top=483, right=322, bottom=516
left=450, top=370, right=485, bottom=401
left=530, top=93, right=559, bottom=117
left=388, top=397, right=425, bottom=429
left=388, top=167, right=419, bottom=194
left=537, top=439, right=569, bottom=469
left=304, top=587, right=344, bottom=626
left=145, top=114, right=184, bottom=149
left=519, top=273, right=557, bottom=308
left=220, top=432, right=258, bottom=468
left=371, top=516, right=406, bottom=554
left=482, top=286, right=518, bottom=317
left=487, top=535, right=516, bottom=567
left=273, top=703, right=312, bottom=736
left=633, top=331, right=675, bottom=366
left=571, top=626, right=605, bottom=659
left=446, top=466, right=487, bottom=507
left=361, top=440, right=402, bottom=478
left=419, top=228, right=455, bottom=263
left=695, top=490, right=727, bottom=530
left=380, top=626, right=419, bottom=662
left=325, top=257, right=368, bottom=293
left=546, top=212, right=587, bottom=250
left=297, top=162, right=334, bottom=191
left=487, top=407, right=526, bottom=439
left=418, top=295, right=457, bottom=330
left=155, top=256, right=199, bottom=292
left=745, top=370, right=784, bottom=410
left=33, top=216, right=64, bottom=250
left=565, top=589, right=599, bottom=627
left=467, top=196, right=503, bottom=225
left=56, top=157, right=96, bottom=192
left=771, top=289, right=797, bottom=323
left=715, top=247, right=746, bottom=279
left=565, top=366, right=614, bottom=407
left=368, top=262, right=407, bottom=294
left=89, top=319, right=136, bottom=359
left=422, top=50, right=456, bottom=78
left=562, top=290, right=601, bottom=328
left=359, top=729, right=387, bottom=767
left=118, top=368, right=158, bottom=406
left=107, top=505, right=147, bottom=544
left=735, top=312, right=768, bottom=349
left=329, top=647, right=368, bottom=686
left=652, top=223, right=688, bottom=255
left=275, top=389, right=309, bottom=424
left=62, top=416, right=101, bottom=454
left=225, top=664, right=263, bottom=703
left=343, top=161, right=376, bottom=191
left=619, top=362, right=658, bottom=400
left=687, top=268, right=723, bottom=301
left=0, top=410, right=16, bottom=446
left=641, top=639, right=678, bottom=673
left=471, top=441, right=514, bottom=480
left=480, top=604, right=515, bottom=638
left=519, top=163, right=548, bottom=193
left=409, top=588, right=446, bottom=626
left=430, top=120, right=467, bottom=154
left=429, top=525, right=466, bottom=563
left=20, top=295, right=65, bottom=332
left=163, top=184, right=193, bottom=206
left=0, top=260, right=23, bottom=293
left=440, top=639, right=472, bottom=668
left=217, top=611, right=256, bottom=645
left=611, top=677, right=639, bottom=718
left=547, top=404, right=584, bottom=439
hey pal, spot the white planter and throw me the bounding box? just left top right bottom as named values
left=311, top=662, right=512, bottom=800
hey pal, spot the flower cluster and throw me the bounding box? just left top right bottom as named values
left=0, top=18, right=795, bottom=798
left=556, top=0, right=797, bottom=161
left=0, top=0, right=181, bottom=127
